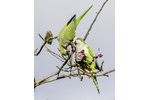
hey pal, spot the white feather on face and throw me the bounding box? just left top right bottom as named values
left=74, top=39, right=85, bottom=51
left=73, top=37, right=89, bottom=56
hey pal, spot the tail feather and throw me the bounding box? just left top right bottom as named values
left=92, top=74, right=100, bottom=94
left=76, top=5, right=93, bottom=26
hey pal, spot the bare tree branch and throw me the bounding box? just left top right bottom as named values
left=83, top=0, right=108, bottom=41
left=34, top=42, right=46, bottom=56
left=34, top=68, right=115, bottom=88
left=45, top=45, right=65, bottom=62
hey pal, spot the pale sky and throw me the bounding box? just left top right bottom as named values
left=34, top=0, right=115, bottom=100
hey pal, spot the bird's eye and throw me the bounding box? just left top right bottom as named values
left=81, top=50, right=84, bottom=53
left=74, top=41, right=77, bottom=45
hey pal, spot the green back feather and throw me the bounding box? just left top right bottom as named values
left=57, top=5, right=92, bottom=55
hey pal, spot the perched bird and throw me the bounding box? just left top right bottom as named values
left=73, top=37, right=101, bottom=94
left=57, top=5, right=92, bottom=57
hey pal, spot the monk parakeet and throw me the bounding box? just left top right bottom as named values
left=57, top=5, right=92, bottom=57
left=73, top=37, right=101, bottom=94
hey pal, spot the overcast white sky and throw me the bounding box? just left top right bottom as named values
left=34, top=0, right=115, bottom=100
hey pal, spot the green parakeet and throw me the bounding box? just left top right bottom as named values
left=73, top=37, right=101, bottom=94
left=57, top=5, right=92, bottom=56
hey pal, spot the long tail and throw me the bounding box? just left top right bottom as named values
left=92, top=74, right=100, bottom=94
left=76, top=5, right=93, bottom=26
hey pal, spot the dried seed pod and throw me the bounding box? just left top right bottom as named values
left=44, top=30, right=53, bottom=45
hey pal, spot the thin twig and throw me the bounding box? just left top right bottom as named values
left=57, top=42, right=76, bottom=76
left=53, top=36, right=57, bottom=39
left=34, top=42, right=46, bottom=56
left=96, top=69, right=115, bottom=77
left=83, top=0, right=108, bottom=41
left=57, top=53, right=72, bottom=77
left=34, top=48, right=38, bottom=54
left=45, top=46, right=65, bottom=62
left=38, top=33, right=44, bottom=40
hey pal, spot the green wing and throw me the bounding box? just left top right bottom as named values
left=57, top=5, right=93, bottom=45
left=87, top=45, right=95, bottom=57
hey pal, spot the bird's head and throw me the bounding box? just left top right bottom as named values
left=73, top=37, right=86, bottom=51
